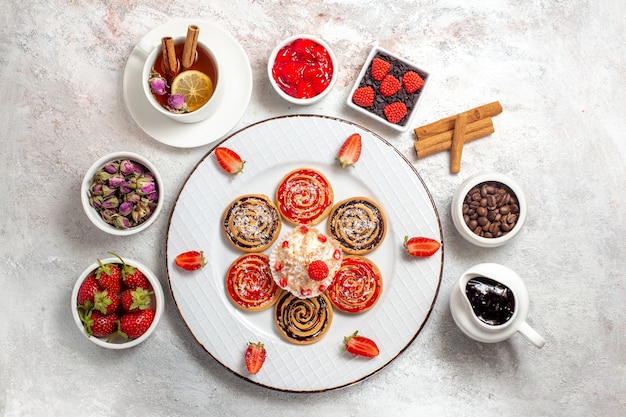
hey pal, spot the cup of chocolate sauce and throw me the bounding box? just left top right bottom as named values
left=449, top=263, right=545, bottom=348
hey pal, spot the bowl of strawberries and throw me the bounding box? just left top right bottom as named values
left=71, top=253, right=164, bottom=349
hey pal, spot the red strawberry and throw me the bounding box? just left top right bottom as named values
left=343, top=331, right=379, bottom=358
left=77, top=274, right=100, bottom=307
left=379, top=74, right=401, bottom=97
left=96, top=259, right=122, bottom=295
left=174, top=251, right=207, bottom=271
left=110, top=252, right=150, bottom=290
left=119, top=309, right=155, bottom=340
left=307, top=260, right=329, bottom=281
left=336, top=133, right=362, bottom=168
left=215, top=147, right=245, bottom=175
left=86, top=311, right=119, bottom=338
left=403, top=236, right=441, bottom=257
left=383, top=102, right=407, bottom=124
left=120, top=287, right=153, bottom=313
left=371, top=57, right=390, bottom=81
left=93, top=290, right=119, bottom=315
left=352, top=86, right=374, bottom=107
left=245, top=341, right=266, bottom=374
left=402, top=71, right=425, bottom=93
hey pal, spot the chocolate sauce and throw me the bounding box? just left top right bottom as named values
left=465, top=277, right=515, bottom=325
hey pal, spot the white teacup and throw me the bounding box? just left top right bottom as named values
left=136, top=36, right=222, bottom=124
left=450, top=263, right=545, bottom=348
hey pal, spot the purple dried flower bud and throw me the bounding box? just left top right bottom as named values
left=101, top=185, right=116, bottom=199
left=103, top=161, right=120, bottom=174
left=94, top=170, right=113, bottom=183
left=146, top=191, right=159, bottom=203
left=101, top=196, right=119, bottom=209
left=126, top=192, right=141, bottom=204
left=113, top=215, right=131, bottom=229
left=136, top=177, right=156, bottom=195
left=149, top=77, right=167, bottom=96
left=89, top=195, right=103, bottom=209
left=101, top=209, right=116, bottom=223
left=90, top=183, right=103, bottom=196
left=118, top=201, right=133, bottom=216
left=167, top=94, right=189, bottom=113
left=119, top=160, right=135, bottom=176
left=108, top=174, right=125, bottom=188
left=120, top=179, right=136, bottom=194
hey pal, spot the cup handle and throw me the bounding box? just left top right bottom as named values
left=135, top=38, right=155, bottom=57
left=518, top=321, right=546, bottom=348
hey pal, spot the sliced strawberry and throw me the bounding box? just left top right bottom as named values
left=215, top=147, right=245, bottom=175
left=371, top=57, right=391, bottom=81
left=343, top=331, right=379, bottom=358
left=174, top=251, right=207, bottom=271
left=245, top=341, right=266, bottom=374
left=403, top=236, right=441, bottom=257
left=336, top=133, right=362, bottom=168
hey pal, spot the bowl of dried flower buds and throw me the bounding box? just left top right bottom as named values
left=81, top=152, right=164, bottom=236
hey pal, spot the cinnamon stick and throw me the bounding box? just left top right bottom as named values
left=181, top=25, right=199, bottom=69
left=415, top=118, right=494, bottom=159
left=450, top=113, right=469, bottom=173
left=414, top=101, right=502, bottom=140
left=161, top=37, right=178, bottom=81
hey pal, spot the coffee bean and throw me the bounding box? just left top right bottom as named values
left=461, top=181, right=520, bottom=238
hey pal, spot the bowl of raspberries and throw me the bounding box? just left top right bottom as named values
left=347, top=46, right=430, bottom=132
left=71, top=253, right=164, bottom=349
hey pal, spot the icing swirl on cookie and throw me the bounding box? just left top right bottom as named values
left=222, top=194, right=281, bottom=252
left=276, top=168, right=334, bottom=225
left=226, top=254, right=281, bottom=311
left=328, top=197, right=386, bottom=254
left=327, top=256, right=383, bottom=313
left=274, top=292, right=333, bottom=344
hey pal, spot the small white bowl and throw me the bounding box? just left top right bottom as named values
left=346, top=46, right=431, bottom=133
left=267, top=34, right=338, bottom=105
left=451, top=172, right=527, bottom=248
left=81, top=152, right=164, bottom=236
left=71, top=257, right=164, bottom=349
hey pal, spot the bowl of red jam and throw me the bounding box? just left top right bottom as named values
left=268, top=35, right=337, bottom=105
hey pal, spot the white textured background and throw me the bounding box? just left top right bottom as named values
left=1, top=1, right=624, bottom=416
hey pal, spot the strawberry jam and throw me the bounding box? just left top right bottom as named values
left=271, top=38, right=334, bottom=99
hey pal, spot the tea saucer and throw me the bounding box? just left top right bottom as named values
left=123, top=19, right=253, bottom=148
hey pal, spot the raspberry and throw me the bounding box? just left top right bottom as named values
left=379, top=75, right=401, bottom=97
left=307, top=260, right=329, bottom=281
left=371, top=58, right=391, bottom=81
left=383, top=102, right=408, bottom=124
left=402, top=71, right=425, bottom=93
left=352, top=86, right=374, bottom=107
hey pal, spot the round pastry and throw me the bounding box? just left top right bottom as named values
left=225, top=254, right=282, bottom=311
left=327, top=256, right=383, bottom=313
left=327, top=197, right=387, bottom=254
left=222, top=194, right=282, bottom=252
left=270, top=225, right=343, bottom=299
left=275, top=168, right=334, bottom=226
left=274, top=291, right=333, bottom=345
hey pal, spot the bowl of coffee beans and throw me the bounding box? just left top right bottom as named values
left=451, top=172, right=527, bottom=247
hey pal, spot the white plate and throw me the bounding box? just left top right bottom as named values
left=166, top=115, right=443, bottom=392
left=123, top=19, right=253, bottom=148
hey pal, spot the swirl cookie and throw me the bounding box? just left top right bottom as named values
left=222, top=194, right=282, bottom=252
left=226, top=254, right=282, bottom=311
left=274, top=292, right=333, bottom=345
left=327, top=197, right=387, bottom=254
left=275, top=168, right=334, bottom=226
left=327, top=256, right=383, bottom=313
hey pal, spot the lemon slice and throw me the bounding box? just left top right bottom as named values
left=171, top=70, right=214, bottom=112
